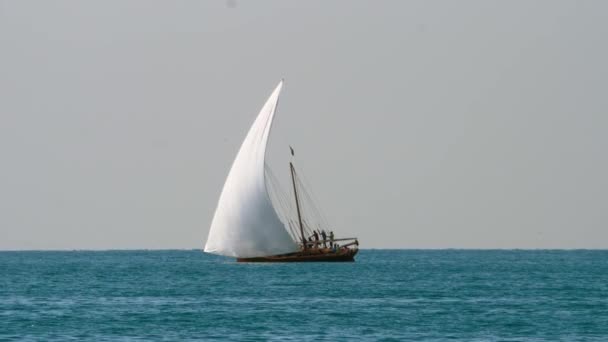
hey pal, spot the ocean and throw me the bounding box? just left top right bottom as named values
left=1, top=250, right=607, bottom=341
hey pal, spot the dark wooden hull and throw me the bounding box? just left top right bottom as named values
left=237, top=248, right=358, bottom=262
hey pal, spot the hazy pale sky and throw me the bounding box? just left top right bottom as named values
left=1, top=1, right=607, bottom=250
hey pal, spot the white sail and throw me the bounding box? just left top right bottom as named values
left=204, top=81, right=298, bottom=258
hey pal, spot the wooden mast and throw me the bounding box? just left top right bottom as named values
left=290, top=161, right=307, bottom=249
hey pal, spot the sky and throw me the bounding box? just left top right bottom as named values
left=1, top=1, right=607, bottom=250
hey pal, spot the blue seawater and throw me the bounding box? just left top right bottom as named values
left=1, top=250, right=607, bottom=341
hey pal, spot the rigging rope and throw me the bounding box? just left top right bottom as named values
left=264, top=163, right=300, bottom=242
left=293, top=165, right=333, bottom=236
left=264, top=157, right=338, bottom=245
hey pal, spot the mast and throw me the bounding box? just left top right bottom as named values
left=290, top=161, right=307, bottom=249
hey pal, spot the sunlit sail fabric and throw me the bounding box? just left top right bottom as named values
left=204, top=81, right=298, bottom=257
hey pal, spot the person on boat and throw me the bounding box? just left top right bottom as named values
left=313, top=230, right=319, bottom=248
left=321, top=230, right=327, bottom=247
left=329, top=231, right=334, bottom=248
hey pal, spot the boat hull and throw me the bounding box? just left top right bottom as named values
left=237, top=248, right=358, bottom=262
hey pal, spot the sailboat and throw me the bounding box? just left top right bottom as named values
left=204, top=80, right=359, bottom=262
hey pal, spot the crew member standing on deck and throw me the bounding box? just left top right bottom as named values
left=329, top=231, right=334, bottom=248
left=321, top=230, right=327, bottom=248
left=313, top=230, right=319, bottom=248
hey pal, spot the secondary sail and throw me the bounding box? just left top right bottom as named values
left=204, top=81, right=298, bottom=258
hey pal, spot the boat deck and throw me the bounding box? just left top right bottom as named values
left=237, top=247, right=358, bottom=262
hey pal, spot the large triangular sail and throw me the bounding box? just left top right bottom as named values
left=204, top=81, right=298, bottom=258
